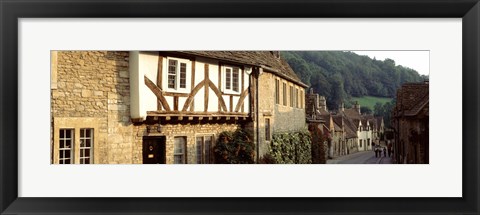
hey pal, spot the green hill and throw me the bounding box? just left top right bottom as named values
left=282, top=51, right=427, bottom=111
left=352, top=96, right=392, bottom=110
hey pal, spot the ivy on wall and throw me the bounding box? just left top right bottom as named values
left=264, top=130, right=312, bottom=164
left=213, top=129, right=255, bottom=164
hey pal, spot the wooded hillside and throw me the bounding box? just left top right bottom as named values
left=282, top=51, right=428, bottom=111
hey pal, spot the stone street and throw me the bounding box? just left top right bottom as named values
left=327, top=151, right=393, bottom=164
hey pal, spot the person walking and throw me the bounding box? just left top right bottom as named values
left=383, top=147, right=387, bottom=157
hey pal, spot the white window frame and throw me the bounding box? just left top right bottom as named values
left=59, top=129, right=74, bottom=164
left=222, top=65, right=242, bottom=95
left=79, top=128, right=93, bottom=164
left=163, top=57, right=191, bottom=93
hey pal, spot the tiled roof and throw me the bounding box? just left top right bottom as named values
left=176, top=51, right=307, bottom=87
left=395, top=82, right=429, bottom=116
left=343, top=108, right=361, bottom=120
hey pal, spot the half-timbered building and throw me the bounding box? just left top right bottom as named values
left=50, top=51, right=307, bottom=164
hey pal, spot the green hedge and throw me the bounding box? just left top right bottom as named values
left=266, top=130, right=312, bottom=164
left=213, top=129, right=255, bottom=164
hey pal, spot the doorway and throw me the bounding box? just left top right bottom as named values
left=143, top=136, right=166, bottom=164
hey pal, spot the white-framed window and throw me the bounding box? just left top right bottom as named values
left=164, top=57, right=191, bottom=93
left=79, top=128, right=93, bottom=164
left=58, top=128, right=95, bottom=164
left=222, top=65, right=241, bottom=94
left=196, top=135, right=213, bottom=164
left=59, top=129, right=74, bottom=164
left=174, top=136, right=187, bottom=164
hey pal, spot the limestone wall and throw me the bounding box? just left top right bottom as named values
left=257, top=71, right=307, bottom=157
left=133, top=122, right=240, bottom=164
left=51, top=51, right=136, bottom=164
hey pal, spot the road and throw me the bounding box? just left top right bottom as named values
left=327, top=151, right=393, bottom=164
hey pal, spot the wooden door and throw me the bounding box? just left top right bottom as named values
left=143, top=136, right=166, bottom=164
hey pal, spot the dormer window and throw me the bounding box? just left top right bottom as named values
left=222, top=65, right=241, bottom=94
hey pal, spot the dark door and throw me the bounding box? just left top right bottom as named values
left=143, top=136, right=166, bottom=164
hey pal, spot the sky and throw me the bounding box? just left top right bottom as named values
left=352, top=51, right=429, bottom=76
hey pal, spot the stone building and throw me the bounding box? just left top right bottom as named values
left=50, top=51, right=306, bottom=164
left=305, top=89, right=386, bottom=159
left=392, top=82, right=429, bottom=164
left=337, top=102, right=384, bottom=152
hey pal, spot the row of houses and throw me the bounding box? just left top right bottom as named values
left=306, top=91, right=385, bottom=159
left=50, top=51, right=308, bottom=164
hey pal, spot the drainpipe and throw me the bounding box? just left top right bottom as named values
left=255, top=68, right=260, bottom=163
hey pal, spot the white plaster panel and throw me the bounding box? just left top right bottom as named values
left=208, top=64, right=219, bottom=85
left=208, top=88, right=218, bottom=112
left=165, top=96, right=174, bottom=110
left=194, top=60, right=204, bottom=86
left=178, top=97, right=187, bottom=111
left=232, top=96, right=240, bottom=112
left=139, top=52, right=159, bottom=113
left=193, top=86, right=205, bottom=112
left=222, top=95, right=230, bottom=112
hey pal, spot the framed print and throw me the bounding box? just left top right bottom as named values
left=1, top=0, right=479, bottom=214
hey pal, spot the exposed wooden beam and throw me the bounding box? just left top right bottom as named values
left=144, top=75, right=171, bottom=111
left=204, top=63, right=209, bottom=112
left=157, top=54, right=163, bottom=110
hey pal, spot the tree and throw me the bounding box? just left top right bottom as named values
left=360, top=106, right=372, bottom=114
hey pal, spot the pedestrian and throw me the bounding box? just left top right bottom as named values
left=383, top=148, right=386, bottom=157
left=375, top=148, right=378, bottom=158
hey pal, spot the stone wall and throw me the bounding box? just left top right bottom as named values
left=132, top=122, right=240, bottom=164
left=52, top=51, right=135, bottom=164
left=257, top=72, right=307, bottom=157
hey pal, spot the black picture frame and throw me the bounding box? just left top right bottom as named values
left=1, top=0, right=478, bottom=214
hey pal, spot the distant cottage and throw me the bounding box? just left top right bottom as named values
left=306, top=91, right=384, bottom=159
left=50, top=51, right=307, bottom=164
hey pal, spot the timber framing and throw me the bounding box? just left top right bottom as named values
left=144, top=75, right=171, bottom=111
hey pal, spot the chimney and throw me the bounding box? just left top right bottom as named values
left=270, top=51, right=281, bottom=59
left=354, top=101, right=360, bottom=114
left=339, top=102, right=345, bottom=112
left=319, top=96, right=327, bottom=111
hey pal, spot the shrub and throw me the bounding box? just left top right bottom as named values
left=213, top=129, right=255, bottom=164
left=267, top=130, right=312, bottom=164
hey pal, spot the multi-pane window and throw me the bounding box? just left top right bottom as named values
left=223, top=66, right=241, bottom=94
left=179, top=63, right=187, bottom=88
left=168, top=59, right=177, bottom=89
left=79, top=128, right=93, bottom=164
left=174, top=137, right=187, bottom=164
left=283, top=83, right=287, bottom=106
left=265, top=118, right=271, bottom=141
left=225, top=68, right=231, bottom=90
left=59, top=129, right=73, bottom=164
left=196, top=135, right=213, bottom=164
left=290, top=86, right=294, bottom=107
left=167, top=58, right=188, bottom=90
left=232, top=68, right=239, bottom=92
left=275, top=79, right=280, bottom=104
